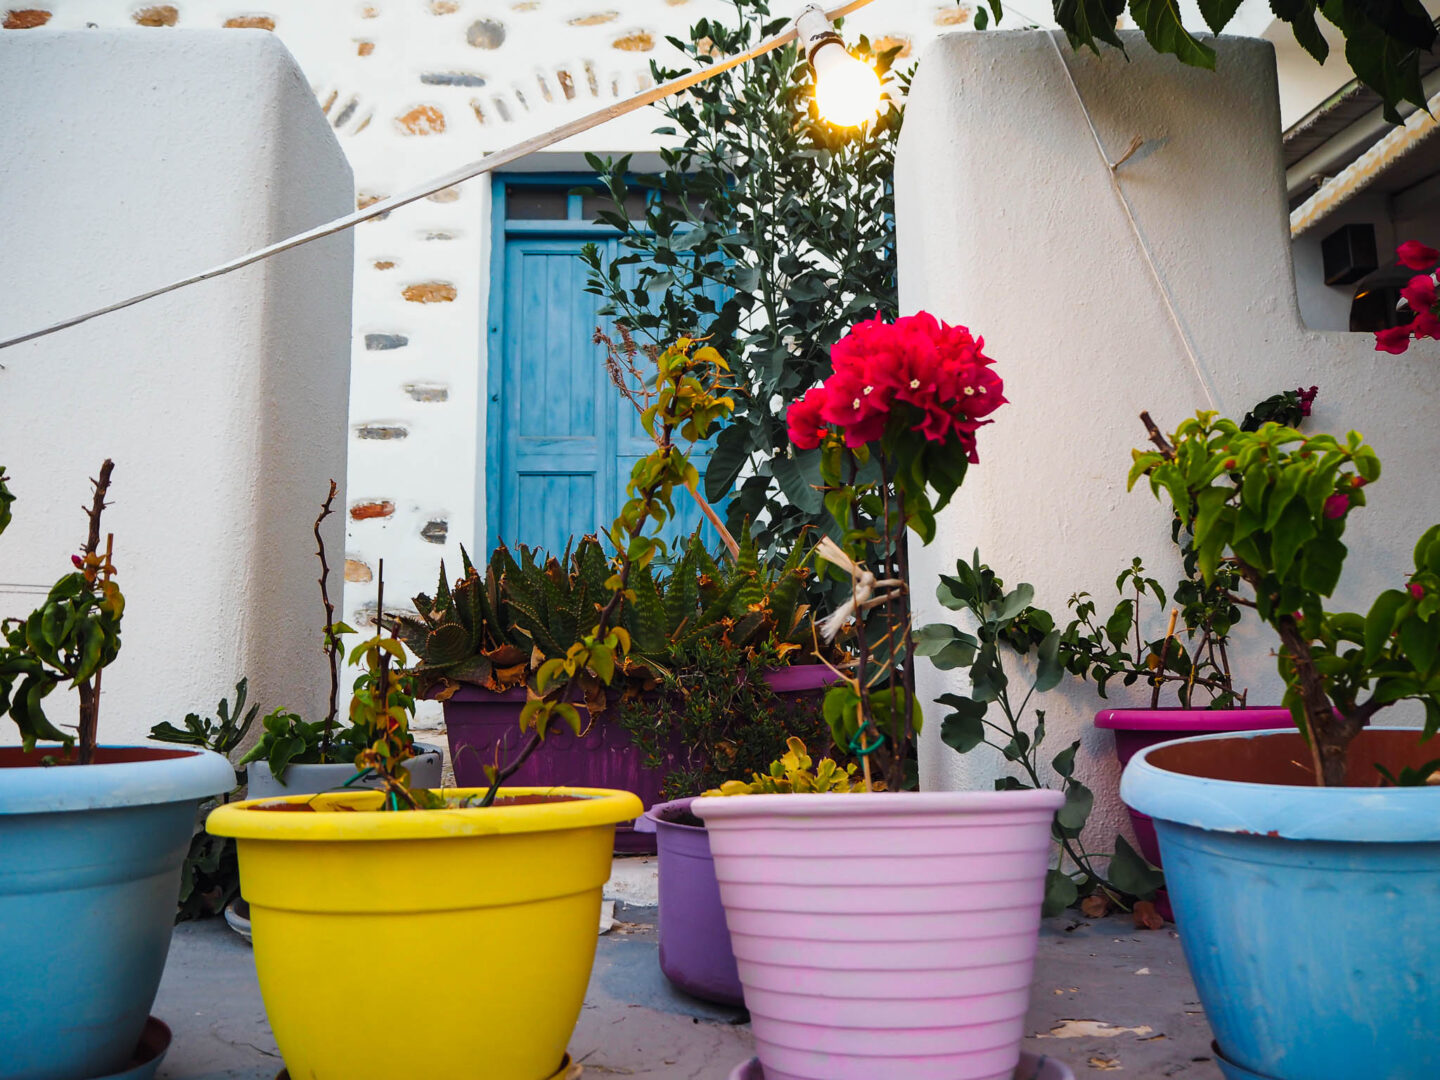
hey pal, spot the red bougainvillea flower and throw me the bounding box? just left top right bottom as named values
left=1411, top=310, right=1440, bottom=340
left=1397, top=241, right=1440, bottom=271
left=1324, top=493, right=1351, bottom=519
left=1410, top=582, right=1426, bottom=600
left=786, top=386, right=831, bottom=450
left=71, top=554, right=84, bottom=569
left=1376, top=325, right=1413, bottom=355
left=1296, top=385, right=1319, bottom=416
left=788, top=311, right=1006, bottom=459
left=1401, top=274, right=1437, bottom=313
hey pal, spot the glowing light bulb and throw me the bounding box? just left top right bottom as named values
left=811, top=43, right=882, bottom=127
left=795, top=5, right=882, bottom=128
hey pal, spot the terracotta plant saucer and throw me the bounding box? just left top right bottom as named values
left=91, top=1018, right=172, bottom=1080
left=276, top=1052, right=580, bottom=1079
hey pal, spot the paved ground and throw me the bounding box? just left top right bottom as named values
left=153, top=900, right=1223, bottom=1080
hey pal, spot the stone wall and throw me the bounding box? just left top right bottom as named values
left=1, top=0, right=968, bottom=723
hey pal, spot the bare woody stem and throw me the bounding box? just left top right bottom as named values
left=76, top=459, right=115, bottom=766
left=314, top=480, right=339, bottom=759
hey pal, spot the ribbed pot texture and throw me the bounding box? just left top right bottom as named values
left=692, top=790, right=1064, bottom=1080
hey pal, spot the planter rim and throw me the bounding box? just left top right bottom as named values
left=1121, top=727, right=1440, bottom=843
left=0, top=744, right=234, bottom=815
left=1095, top=706, right=1292, bottom=732
left=691, top=787, right=1064, bottom=822
left=248, top=740, right=442, bottom=776
left=207, top=784, right=643, bottom=841
left=644, top=795, right=700, bottom=831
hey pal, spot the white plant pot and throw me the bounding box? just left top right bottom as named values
left=245, top=742, right=444, bottom=799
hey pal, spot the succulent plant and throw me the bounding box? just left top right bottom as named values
left=394, top=524, right=827, bottom=702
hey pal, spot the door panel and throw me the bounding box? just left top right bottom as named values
left=491, top=190, right=729, bottom=561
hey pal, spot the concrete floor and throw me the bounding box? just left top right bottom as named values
left=152, top=903, right=1223, bottom=1080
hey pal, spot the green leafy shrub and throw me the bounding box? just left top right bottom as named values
left=1131, top=412, right=1440, bottom=786
left=704, top=736, right=866, bottom=795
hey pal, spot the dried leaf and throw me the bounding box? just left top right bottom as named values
left=1081, top=894, right=1111, bottom=919
left=1133, top=900, right=1166, bottom=930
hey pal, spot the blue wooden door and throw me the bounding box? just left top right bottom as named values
left=487, top=179, right=723, bottom=559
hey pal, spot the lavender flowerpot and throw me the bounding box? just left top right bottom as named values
left=443, top=666, right=837, bottom=854
left=694, top=789, right=1064, bottom=1080
left=1094, top=708, right=1292, bottom=867
left=642, top=797, right=743, bottom=1006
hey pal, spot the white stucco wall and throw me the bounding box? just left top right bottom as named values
left=0, top=29, right=353, bottom=745
left=896, top=32, right=1440, bottom=844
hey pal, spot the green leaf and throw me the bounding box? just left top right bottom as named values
left=1042, top=868, right=1079, bottom=917
left=772, top=452, right=824, bottom=514
left=1054, top=0, right=1127, bottom=53
left=704, top=423, right=750, bottom=503
left=1197, top=0, right=1244, bottom=32
left=939, top=694, right=987, bottom=753
left=997, top=583, right=1035, bottom=622
left=1130, top=0, right=1217, bottom=68
left=1108, top=834, right=1165, bottom=901
left=1056, top=780, right=1094, bottom=832
left=1052, top=739, right=1080, bottom=779
left=1035, top=629, right=1064, bottom=692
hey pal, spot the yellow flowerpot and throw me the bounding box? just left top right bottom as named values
left=207, top=786, right=642, bottom=1080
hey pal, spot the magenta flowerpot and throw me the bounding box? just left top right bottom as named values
left=442, top=665, right=838, bottom=853
left=1094, top=708, right=1292, bottom=867
left=643, top=796, right=744, bottom=1006
left=693, top=789, right=1065, bottom=1080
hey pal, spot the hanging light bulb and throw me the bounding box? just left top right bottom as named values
left=796, top=4, right=883, bottom=128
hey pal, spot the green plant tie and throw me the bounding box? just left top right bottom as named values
left=341, top=767, right=374, bottom=787
left=848, top=721, right=886, bottom=757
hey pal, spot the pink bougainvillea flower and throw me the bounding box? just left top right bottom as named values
left=786, top=386, right=830, bottom=450
left=1401, top=273, right=1437, bottom=313
left=1375, top=325, right=1413, bottom=354
left=1410, top=582, right=1426, bottom=600
left=71, top=554, right=84, bottom=569
left=1296, top=385, right=1319, bottom=416
left=1397, top=241, right=1440, bottom=271
left=1324, top=493, right=1351, bottom=519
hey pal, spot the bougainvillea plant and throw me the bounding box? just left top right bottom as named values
left=1131, top=411, right=1440, bottom=787
left=783, top=311, right=1006, bottom=790
left=1375, top=241, right=1440, bottom=355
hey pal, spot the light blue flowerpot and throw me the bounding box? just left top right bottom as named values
left=0, top=745, right=234, bottom=1080
left=1121, top=728, right=1440, bottom=1080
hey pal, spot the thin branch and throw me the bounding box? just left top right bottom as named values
left=76, top=460, right=115, bottom=765
left=1139, top=411, right=1176, bottom=460
left=314, top=480, right=339, bottom=759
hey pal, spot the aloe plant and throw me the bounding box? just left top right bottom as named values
left=395, top=523, right=824, bottom=703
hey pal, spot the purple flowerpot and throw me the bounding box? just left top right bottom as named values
left=442, top=666, right=838, bottom=854
left=1095, top=708, right=1293, bottom=868
left=642, top=796, right=744, bottom=1007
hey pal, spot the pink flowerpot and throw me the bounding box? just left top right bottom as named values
left=729, top=1051, right=1074, bottom=1079
left=692, top=790, right=1065, bottom=1080
left=1094, top=708, right=1292, bottom=867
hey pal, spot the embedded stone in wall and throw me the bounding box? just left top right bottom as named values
left=133, top=5, right=178, bottom=25
left=397, top=104, right=445, bottom=134
left=874, top=35, right=912, bottom=57
left=357, top=40, right=375, bottom=55
left=2, top=10, right=51, bottom=28
left=427, top=187, right=461, bottom=202
left=224, top=15, right=275, bottom=30
left=361, top=5, right=378, bottom=16
left=356, top=424, right=409, bottom=440
left=345, top=558, right=374, bottom=583
left=421, top=72, right=487, bottom=87
left=466, top=18, right=505, bottom=47
left=357, top=192, right=390, bottom=221
left=613, top=30, right=653, bottom=50
left=373, top=259, right=395, bottom=269
left=569, top=11, right=617, bottom=25
left=430, top=0, right=458, bottom=12
left=420, top=520, right=449, bottom=544
left=513, top=1, right=538, bottom=9
left=364, top=333, right=408, bottom=350
left=404, top=382, right=449, bottom=402
left=351, top=501, right=395, bottom=520
left=934, top=5, right=971, bottom=24
left=557, top=69, right=576, bottom=100
left=403, top=282, right=457, bottom=303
